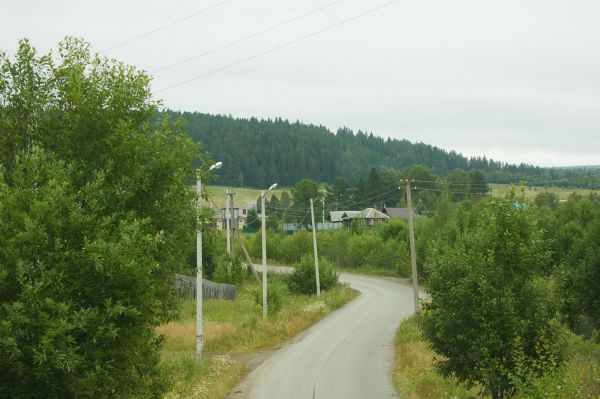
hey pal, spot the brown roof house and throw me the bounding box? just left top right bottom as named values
left=329, top=208, right=389, bottom=229
left=381, top=206, right=420, bottom=219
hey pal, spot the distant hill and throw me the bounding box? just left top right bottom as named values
left=173, top=111, right=599, bottom=189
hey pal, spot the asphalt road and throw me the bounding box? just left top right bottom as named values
left=229, top=273, right=417, bottom=399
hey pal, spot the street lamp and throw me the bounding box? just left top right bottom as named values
left=261, top=183, right=277, bottom=318
left=196, top=161, right=222, bottom=357
left=318, top=189, right=330, bottom=225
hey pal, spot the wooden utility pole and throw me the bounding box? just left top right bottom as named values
left=405, top=180, right=420, bottom=313
left=236, top=230, right=261, bottom=284
left=310, top=198, right=321, bottom=296
left=228, top=191, right=235, bottom=257
left=225, top=190, right=231, bottom=254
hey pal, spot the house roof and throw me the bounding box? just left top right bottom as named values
left=329, top=209, right=390, bottom=221
left=355, top=208, right=390, bottom=220
left=329, top=211, right=360, bottom=222
left=381, top=206, right=419, bottom=218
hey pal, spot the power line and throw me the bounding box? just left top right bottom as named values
left=101, top=0, right=235, bottom=53
left=152, top=0, right=350, bottom=74
left=154, top=0, right=402, bottom=92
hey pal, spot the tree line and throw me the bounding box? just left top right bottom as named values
left=173, top=111, right=600, bottom=190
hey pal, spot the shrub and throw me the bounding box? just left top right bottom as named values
left=287, top=256, right=339, bottom=295
left=213, top=254, right=243, bottom=286
left=0, top=39, right=196, bottom=398
left=255, top=280, right=288, bottom=314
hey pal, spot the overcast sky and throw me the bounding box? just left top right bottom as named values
left=2, top=0, right=599, bottom=167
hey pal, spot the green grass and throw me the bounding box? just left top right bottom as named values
left=159, top=279, right=357, bottom=398
left=393, top=316, right=600, bottom=399
left=489, top=183, right=599, bottom=200
left=338, top=266, right=400, bottom=278
left=202, top=183, right=599, bottom=209
left=393, top=317, right=478, bottom=399
left=202, top=185, right=291, bottom=209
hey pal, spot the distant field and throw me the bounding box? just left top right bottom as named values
left=203, top=185, right=291, bottom=208
left=489, top=183, right=599, bottom=200
left=201, top=183, right=598, bottom=209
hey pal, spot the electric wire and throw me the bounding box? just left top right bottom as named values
left=101, top=0, right=235, bottom=53
left=155, top=0, right=402, bottom=92
left=152, top=0, right=350, bottom=74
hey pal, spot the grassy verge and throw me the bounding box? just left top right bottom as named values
left=393, top=316, right=600, bottom=399
left=393, top=317, right=478, bottom=399
left=338, top=267, right=401, bottom=278
left=160, top=280, right=357, bottom=398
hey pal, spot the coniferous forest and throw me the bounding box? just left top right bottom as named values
left=174, top=111, right=600, bottom=189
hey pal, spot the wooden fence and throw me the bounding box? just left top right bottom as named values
left=175, top=274, right=236, bottom=301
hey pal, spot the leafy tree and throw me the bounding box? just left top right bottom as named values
left=0, top=39, right=197, bottom=398
left=556, top=210, right=600, bottom=339
left=246, top=208, right=261, bottom=231
left=401, top=164, right=439, bottom=211
left=446, top=168, right=471, bottom=200
left=291, top=178, right=319, bottom=222
left=328, top=176, right=352, bottom=209
left=534, top=191, right=559, bottom=209
left=420, top=193, right=566, bottom=399
left=266, top=214, right=280, bottom=230
left=468, top=169, right=490, bottom=196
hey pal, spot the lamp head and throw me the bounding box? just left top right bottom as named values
left=209, top=161, right=223, bottom=171
left=268, top=183, right=278, bottom=191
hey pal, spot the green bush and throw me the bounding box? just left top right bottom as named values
left=255, top=280, right=288, bottom=314
left=213, top=254, right=244, bottom=286
left=0, top=39, right=197, bottom=398
left=287, top=256, right=339, bottom=295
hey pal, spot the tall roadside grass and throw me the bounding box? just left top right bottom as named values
left=393, top=316, right=600, bottom=399
left=159, top=279, right=357, bottom=398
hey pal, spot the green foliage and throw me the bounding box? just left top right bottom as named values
left=534, top=191, right=560, bottom=209
left=174, top=113, right=599, bottom=189
left=255, top=280, right=288, bottom=314
left=213, top=254, right=244, bottom=286
left=0, top=39, right=197, bottom=398
left=266, top=214, right=280, bottom=230
left=287, top=256, right=339, bottom=295
left=246, top=208, right=260, bottom=231
left=419, top=193, right=566, bottom=399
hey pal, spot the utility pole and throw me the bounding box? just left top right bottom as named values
left=195, top=174, right=204, bottom=357
left=227, top=191, right=235, bottom=257
left=404, top=179, right=420, bottom=313
left=225, top=190, right=231, bottom=254
left=195, top=161, right=222, bottom=358
left=260, top=183, right=277, bottom=318
left=310, top=198, right=321, bottom=296
left=261, top=190, right=268, bottom=317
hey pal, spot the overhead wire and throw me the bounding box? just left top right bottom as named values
left=152, top=0, right=350, bottom=74
left=101, top=0, right=236, bottom=53
left=155, top=0, right=402, bottom=92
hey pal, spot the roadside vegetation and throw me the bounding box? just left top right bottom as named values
left=392, top=189, right=600, bottom=399
left=158, top=273, right=356, bottom=399
left=394, top=316, right=600, bottom=399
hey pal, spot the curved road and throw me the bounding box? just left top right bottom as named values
left=229, top=273, right=417, bottom=399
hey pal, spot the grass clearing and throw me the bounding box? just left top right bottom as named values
left=203, top=184, right=599, bottom=209
left=202, top=185, right=291, bottom=209
left=489, top=183, right=599, bottom=200
left=394, top=316, right=600, bottom=399
left=160, top=279, right=357, bottom=398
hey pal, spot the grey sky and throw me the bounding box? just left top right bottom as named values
left=2, top=0, right=599, bottom=167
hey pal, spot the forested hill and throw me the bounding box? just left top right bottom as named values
left=174, top=111, right=589, bottom=188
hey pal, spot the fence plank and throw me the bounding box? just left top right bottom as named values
left=174, top=274, right=236, bottom=301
